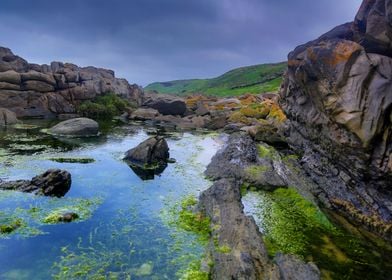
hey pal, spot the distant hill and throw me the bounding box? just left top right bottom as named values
left=145, top=62, right=286, bottom=97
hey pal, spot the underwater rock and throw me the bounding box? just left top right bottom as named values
left=48, top=118, right=99, bottom=137
left=0, top=169, right=71, bottom=197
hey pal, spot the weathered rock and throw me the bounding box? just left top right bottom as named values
left=143, top=94, right=187, bottom=116
left=0, top=46, right=143, bottom=118
left=0, top=169, right=71, bottom=197
left=129, top=108, right=160, bottom=120
left=124, top=136, right=170, bottom=180
left=198, top=178, right=274, bottom=279
left=274, top=253, right=320, bottom=280
left=124, top=136, right=169, bottom=166
left=48, top=118, right=99, bottom=137
left=0, top=108, right=18, bottom=126
left=280, top=0, right=392, bottom=239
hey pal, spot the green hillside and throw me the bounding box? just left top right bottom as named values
left=145, top=62, right=286, bottom=97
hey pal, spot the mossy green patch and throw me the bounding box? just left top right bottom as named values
left=216, top=244, right=231, bottom=254
left=77, top=93, right=130, bottom=119
left=179, top=260, right=209, bottom=280
left=245, top=165, right=269, bottom=178
left=243, top=188, right=392, bottom=280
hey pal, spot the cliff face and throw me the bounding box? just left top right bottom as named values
left=0, top=47, right=143, bottom=118
left=281, top=0, right=392, bottom=239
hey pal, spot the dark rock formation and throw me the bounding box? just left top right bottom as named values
left=0, top=169, right=71, bottom=197
left=0, top=108, right=18, bottom=126
left=198, top=178, right=274, bottom=279
left=280, top=0, right=392, bottom=239
left=199, top=168, right=319, bottom=279
left=205, top=133, right=287, bottom=190
left=124, top=136, right=170, bottom=180
left=0, top=46, right=143, bottom=119
left=143, top=94, right=187, bottom=116
left=48, top=118, right=99, bottom=137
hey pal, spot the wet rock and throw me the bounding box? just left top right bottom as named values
left=198, top=178, right=275, bottom=279
left=281, top=0, right=392, bottom=239
left=124, top=136, right=170, bottom=180
left=0, top=169, right=72, bottom=197
left=274, top=253, right=320, bottom=280
left=124, top=136, right=169, bottom=165
left=0, top=108, right=18, bottom=126
left=48, top=118, right=99, bottom=137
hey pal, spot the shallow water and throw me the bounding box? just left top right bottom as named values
left=243, top=189, right=392, bottom=280
left=0, top=122, right=221, bottom=279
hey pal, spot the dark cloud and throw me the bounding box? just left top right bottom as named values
left=0, top=0, right=362, bottom=85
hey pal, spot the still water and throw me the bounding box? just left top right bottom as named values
left=0, top=121, right=221, bottom=279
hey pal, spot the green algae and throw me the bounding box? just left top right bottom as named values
left=0, top=195, right=102, bottom=238
left=243, top=187, right=392, bottom=280
left=180, top=260, right=209, bottom=280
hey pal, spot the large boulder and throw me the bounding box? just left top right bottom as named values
left=280, top=0, right=392, bottom=239
left=124, top=136, right=170, bottom=180
left=48, top=118, right=99, bottom=137
left=0, top=169, right=71, bottom=197
left=0, top=108, right=18, bottom=126
left=143, top=94, right=187, bottom=116
left=124, top=136, right=169, bottom=166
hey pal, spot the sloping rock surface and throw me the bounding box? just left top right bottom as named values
left=48, top=118, right=99, bottom=137
left=280, top=0, right=392, bottom=239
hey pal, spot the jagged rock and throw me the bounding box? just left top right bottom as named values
left=0, top=169, right=71, bottom=197
left=143, top=94, right=187, bottom=116
left=48, top=118, right=99, bottom=137
left=280, top=0, right=392, bottom=239
left=0, top=46, right=143, bottom=118
left=0, top=108, right=18, bottom=126
left=124, top=136, right=170, bottom=180
left=198, top=178, right=274, bottom=279
left=124, top=136, right=169, bottom=166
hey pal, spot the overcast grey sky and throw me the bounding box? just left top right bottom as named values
left=0, top=0, right=362, bottom=86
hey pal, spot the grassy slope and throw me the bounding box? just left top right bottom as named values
left=145, top=62, right=286, bottom=97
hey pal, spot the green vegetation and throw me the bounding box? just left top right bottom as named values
left=244, top=187, right=392, bottom=279
left=49, top=157, right=95, bottom=164
left=0, top=217, right=22, bottom=234
left=180, top=260, right=209, bottom=280
left=77, top=93, right=129, bottom=119
left=145, top=62, right=286, bottom=97
left=177, top=196, right=211, bottom=244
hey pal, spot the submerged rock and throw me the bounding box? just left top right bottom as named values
left=124, top=136, right=170, bottom=180
left=48, top=118, right=99, bottom=137
left=44, top=211, right=79, bottom=224
left=0, top=169, right=71, bottom=197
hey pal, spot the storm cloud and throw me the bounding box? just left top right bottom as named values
left=0, top=0, right=362, bottom=85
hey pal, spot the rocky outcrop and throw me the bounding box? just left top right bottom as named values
left=48, top=118, right=99, bottom=137
left=280, top=0, right=392, bottom=239
left=124, top=136, right=170, bottom=180
left=0, top=108, right=18, bottom=126
left=0, top=169, right=71, bottom=197
left=0, top=46, right=143, bottom=119
left=199, top=137, right=320, bottom=279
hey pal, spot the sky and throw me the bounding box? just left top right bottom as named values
left=0, top=0, right=362, bottom=86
